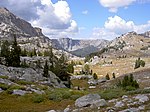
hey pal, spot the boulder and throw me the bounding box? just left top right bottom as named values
left=92, top=99, right=107, bottom=107
left=47, top=110, right=56, bottom=112
left=30, top=88, right=45, bottom=94
left=115, top=101, right=124, bottom=108
left=0, top=88, right=4, bottom=93
left=64, top=107, right=71, bottom=112
left=134, top=94, right=149, bottom=103
left=88, top=79, right=97, bottom=85
left=75, top=94, right=105, bottom=108
left=119, top=108, right=140, bottom=112
left=13, top=90, right=27, bottom=96
left=0, top=78, right=15, bottom=85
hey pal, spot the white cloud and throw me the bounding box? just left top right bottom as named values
left=92, top=28, right=119, bottom=40
left=31, top=0, right=78, bottom=37
left=0, top=0, right=78, bottom=38
left=91, top=16, right=150, bottom=40
left=104, top=15, right=134, bottom=34
left=99, top=0, right=136, bottom=12
left=82, top=10, right=88, bottom=15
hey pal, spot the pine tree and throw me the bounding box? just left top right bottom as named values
left=11, top=35, right=21, bottom=67
left=106, top=74, right=110, bottom=80
left=1, top=40, right=10, bottom=57
left=93, top=73, right=98, bottom=79
left=112, top=73, right=116, bottom=79
left=43, top=60, right=49, bottom=77
left=33, top=48, right=37, bottom=56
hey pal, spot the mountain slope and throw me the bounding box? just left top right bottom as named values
left=51, top=38, right=109, bottom=56
left=86, top=31, right=150, bottom=59
left=0, top=7, right=78, bottom=59
left=70, top=45, right=99, bottom=57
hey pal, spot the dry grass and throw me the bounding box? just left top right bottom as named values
left=90, top=57, right=150, bottom=79
left=0, top=93, right=74, bottom=112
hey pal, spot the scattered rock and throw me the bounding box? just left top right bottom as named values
left=89, top=86, right=96, bottom=89
left=12, top=90, right=27, bottom=96
left=119, top=108, right=140, bottom=112
left=72, top=109, right=79, bottom=112
left=138, top=105, right=145, bottom=110
left=75, top=94, right=101, bottom=107
left=0, top=88, right=4, bottom=93
left=134, top=94, right=149, bottom=103
left=0, top=78, right=15, bottom=85
left=92, top=99, right=107, bottom=107
left=64, top=107, right=71, bottom=112
left=115, top=101, right=124, bottom=108
left=47, top=110, right=56, bottom=112
left=122, top=95, right=128, bottom=99
left=88, top=79, right=97, bottom=85
left=30, top=88, right=45, bottom=94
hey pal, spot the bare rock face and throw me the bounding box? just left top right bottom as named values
left=0, top=7, right=40, bottom=37
left=75, top=94, right=107, bottom=108
left=0, top=64, right=66, bottom=88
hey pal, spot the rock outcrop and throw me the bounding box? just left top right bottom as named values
left=0, top=64, right=66, bottom=88
left=75, top=94, right=107, bottom=108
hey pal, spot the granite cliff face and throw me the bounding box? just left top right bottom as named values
left=0, top=7, right=42, bottom=38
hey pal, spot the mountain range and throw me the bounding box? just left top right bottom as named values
left=0, top=7, right=108, bottom=57
left=0, top=7, right=150, bottom=58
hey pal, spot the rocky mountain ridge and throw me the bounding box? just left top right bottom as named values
left=87, top=31, right=150, bottom=59
left=0, top=7, right=109, bottom=57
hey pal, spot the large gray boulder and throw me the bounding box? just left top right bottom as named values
left=12, top=90, right=27, bottom=96
left=75, top=94, right=107, bottom=108
left=134, top=94, right=149, bottom=103
left=0, top=64, right=66, bottom=88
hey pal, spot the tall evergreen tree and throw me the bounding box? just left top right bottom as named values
left=11, top=34, right=21, bottom=67
left=49, top=46, right=54, bottom=71
left=43, top=60, right=49, bottom=77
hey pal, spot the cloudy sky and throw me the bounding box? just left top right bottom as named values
left=0, top=0, right=150, bottom=40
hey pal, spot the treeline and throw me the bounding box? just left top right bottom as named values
left=0, top=35, right=74, bottom=88
left=0, top=35, right=21, bottom=67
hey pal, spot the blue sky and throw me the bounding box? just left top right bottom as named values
left=0, top=0, right=150, bottom=40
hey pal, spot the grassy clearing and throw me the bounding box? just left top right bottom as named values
left=74, top=57, right=150, bottom=79
left=0, top=88, right=87, bottom=112
left=0, top=92, right=74, bottom=112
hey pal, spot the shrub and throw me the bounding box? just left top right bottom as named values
left=0, top=76, right=9, bottom=79
left=134, top=58, right=145, bottom=69
left=106, top=74, right=110, bottom=80
left=33, top=95, right=44, bottom=103
left=0, top=83, right=9, bottom=90
left=99, top=88, right=125, bottom=100
left=93, top=73, right=98, bottom=79
left=17, top=80, right=32, bottom=85
left=117, top=74, right=139, bottom=91
left=49, top=93, right=63, bottom=101
left=70, top=95, right=81, bottom=100
left=112, top=73, right=116, bottom=79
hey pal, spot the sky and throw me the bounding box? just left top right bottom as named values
left=0, top=0, right=150, bottom=40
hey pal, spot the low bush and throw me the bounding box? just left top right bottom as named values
left=0, top=83, right=9, bottom=90
left=0, top=76, right=9, bottom=79
left=32, top=94, right=45, bottom=103
left=99, top=88, right=126, bottom=100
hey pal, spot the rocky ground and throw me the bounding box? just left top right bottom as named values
left=48, top=93, right=150, bottom=112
